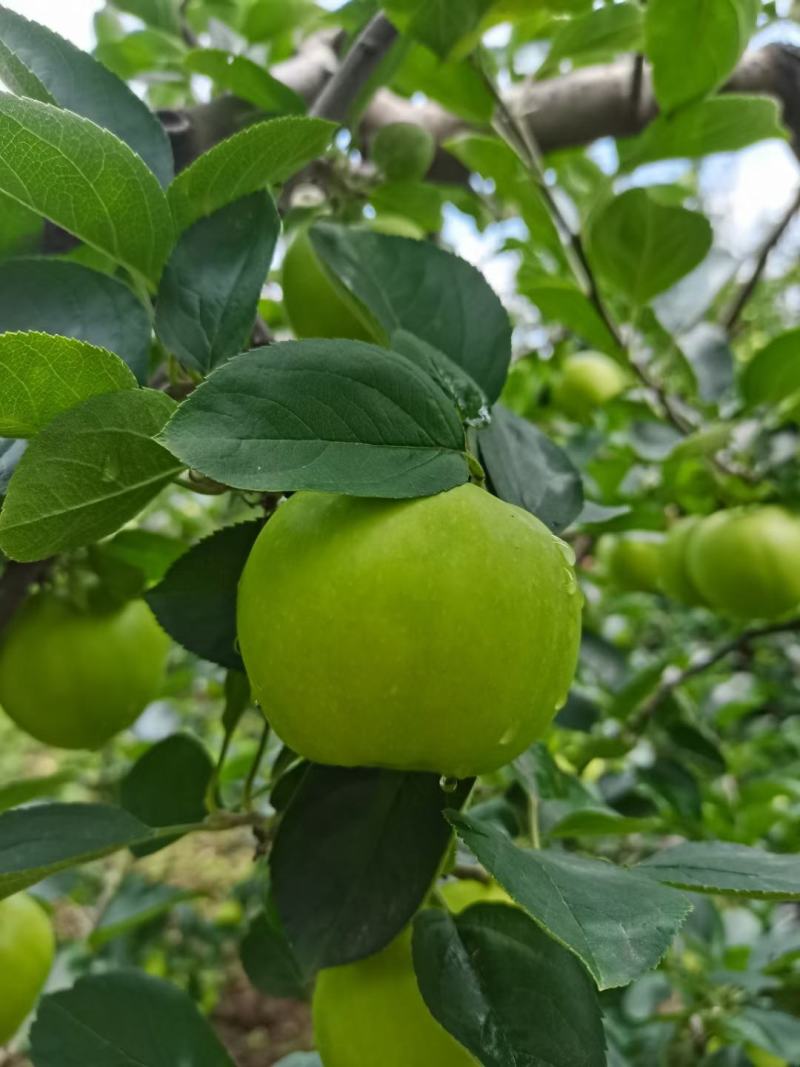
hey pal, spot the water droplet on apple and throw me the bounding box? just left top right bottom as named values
left=439, top=775, right=459, bottom=794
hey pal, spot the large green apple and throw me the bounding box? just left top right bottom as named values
left=281, top=215, right=422, bottom=341
left=313, top=924, right=477, bottom=1067
left=0, top=893, right=54, bottom=1044
left=237, top=484, right=581, bottom=778
left=0, top=594, right=170, bottom=749
left=687, top=506, right=800, bottom=620
left=553, top=351, right=627, bottom=420
left=658, top=516, right=706, bottom=606
left=601, top=532, right=665, bottom=593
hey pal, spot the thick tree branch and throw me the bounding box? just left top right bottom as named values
left=162, top=44, right=800, bottom=174
left=310, top=13, right=398, bottom=122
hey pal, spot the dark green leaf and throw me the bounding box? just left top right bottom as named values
left=449, top=811, right=690, bottom=989
left=0, top=772, right=71, bottom=814
left=168, top=116, right=334, bottom=231
left=161, top=340, right=469, bottom=499
left=146, top=520, right=262, bottom=670
left=726, top=1006, right=800, bottom=1061
left=589, top=188, right=713, bottom=305
left=412, top=904, right=606, bottom=1067
left=0, top=332, right=136, bottom=438
left=0, top=389, right=181, bottom=562
left=390, top=329, right=488, bottom=424
left=0, top=94, right=173, bottom=283
left=479, top=404, right=584, bottom=533
left=270, top=765, right=472, bottom=974
left=0, top=3, right=173, bottom=184
left=311, top=222, right=512, bottom=401
left=120, top=734, right=213, bottom=857
left=185, top=49, right=305, bottom=114
left=241, top=902, right=309, bottom=1000
left=645, top=0, right=758, bottom=112
left=90, top=876, right=198, bottom=947
left=385, top=0, right=493, bottom=57
left=156, top=192, right=279, bottom=374
left=0, top=258, right=151, bottom=381
left=637, top=841, right=800, bottom=899
left=0, top=802, right=161, bottom=898
left=29, top=971, right=235, bottom=1066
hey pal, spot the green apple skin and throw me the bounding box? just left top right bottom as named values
left=0, top=894, right=54, bottom=1045
left=0, top=595, right=170, bottom=749
left=313, top=927, right=478, bottom=1067
left=604, top=533, right=665, bottom=593
left=658, top=516, right=706, bottom=606
left=687, top=506, right=800, bottom=620
left=439, top=878, right=510, bottom=914
left=237, top=484, right=582, bottom=778
left=554, top=352, right=627, bottom=420
left=371, top=122, right=436, bottom=181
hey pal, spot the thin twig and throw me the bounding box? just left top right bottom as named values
left=243, top=720, right=270, bottom=810
left=721, top=184, right=800, bottom=332
left=628, top=616, right=800, bottom=733
left=310, top=13, right=399, bottom=122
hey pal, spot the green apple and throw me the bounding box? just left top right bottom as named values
left=602, top=532, right=665, bottom=593
left=554, top=351, right=627, bottom=420
left=687, top=506, right=800, bottom=620
left=0, top=893, right=54, bottom=1044
left=371, top=122, right=436, bottom=182
left=0, top=594, right=170, bottom=749
left=658, top=516, right=706, bottom=605
left=237, top=484, right=582, bottom=778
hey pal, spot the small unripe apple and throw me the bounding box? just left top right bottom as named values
left=554, top=351, right=627, bottom=420
left=0, top=893, right=54, bottom=1045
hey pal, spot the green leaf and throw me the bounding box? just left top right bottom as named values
left=0, top=802, right=161, bottom=898
left=727, top=1006, right=800, bottom=1062
left=413, top=904, right=606, bottom=1067
left=588, top=188, right=713, bottom=305
left=637, top=841, right=800, bottom=899
left=185, top=49, right=305, bottom=114
left=645, top=0, right=758, bottom=113
left=0, top=259, right=152, bottom=381
left=161, top=340, right=470, bottom=499
left=168, top=115, right=334, bottom=231
left=385, top=0, right=494, bottom=57
left=479, top=404, right=583, bottom=534
left=146, top=521, right=262, bottom=671
left=0, top=389, right=181, bottom=562
left=541, top=2, right=643, bottom=76
left=29, top=971, right=235, bottom=1066
left=392, top=43, right=494, bottom=123
left=449, top=812, right=691, bottom=989
left=95, top=27, right=186, bottom=81
left=0, top=190, right=42, bottom=259
left=311, top=222, right=512, bottom=402
left=156, top=192, right=279, bottom=374
left=390, top=329, right=488, bottom=424
left=0, top=332, right=136, bottom=438
left=0, top=94, right=174, bottom=282
left=517, top=277, right=622, bottom=352
left=111, top=0, right=181, bottom=33
left=0, top=772, right=71, bottom=814
left=270, top=765, right=472, bottom=974
left=241, top=901, right=309, bottom=1000
left=0, top=3, right=173, bottom=184
left=120, top=734, right=213, bottom=857
left=90, top=876, right=198, bottom=948
left=623, top=96, right=785, bottom=167
left=740, top=328, right=800, bottom=409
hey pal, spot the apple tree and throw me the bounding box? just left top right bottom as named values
left=1, top=1, right=800, bottom=1065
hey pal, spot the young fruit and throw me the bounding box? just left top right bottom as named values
left=687, top=506, right=800, bottom=620
left=553, top=351, right=627, bottom=420
left=237, top=484, right=581, bottom=778
left=371, top=122, right=436, bottom=182
left=439, top=878, right=510, bottom=913
left=658, top=516, right=706, bottom=606
left=0, top=594, right=170, bottom=749
left=312, top=926, right=477, bottom=1067
left=281, top=215, right=421, bottom=341
left=0, top=894, right=54, bottom=1044
left=602, top=532, right=665, bottom=593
